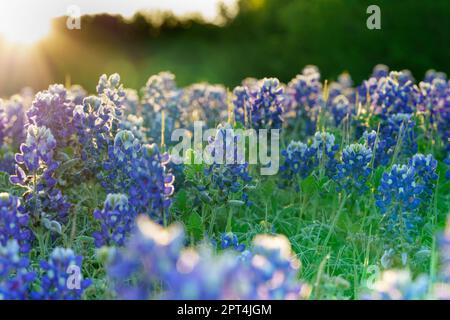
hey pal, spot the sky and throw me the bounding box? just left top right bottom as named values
left=0, top=0, right=236, bottom=44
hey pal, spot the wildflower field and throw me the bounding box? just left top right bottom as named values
left=0, top=64, right=449, bottom=300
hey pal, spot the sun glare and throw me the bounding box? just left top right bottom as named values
left=0, top=3, right=51, bottom=45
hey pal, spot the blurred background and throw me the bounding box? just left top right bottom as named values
left=1, top=0, right=449, bottom=96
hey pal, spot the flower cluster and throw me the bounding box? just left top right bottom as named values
left=244, top=78, right=285, bottom=129
left=410, top=154, right=438, bottom=201
left=10, top=125, right=70, bottom=226
left=100, top=130, right=140, bottom=193
left=93, top=193, right=136, bottom=247
left=334, top=143, right=372, bottom=194
left=375, top=164, right=424, bottom=248
left=0, top=240, right=36, bottom=300
left=311, top=131, right=339, bottom=178
left=280, top=140, right=317, bottom=188
left=27, top=84, right=75, bottom=147
left=366, top=113, right=418, bottom=167
left=370, top=71, right=421, bottom=117
left=220, top=232, right=246, bottom=252
left=141, top=72, right=181, bottom=144
left=0, top=192, right=32, bottom=253
left=202, top=123, right=253, bottom=204
left=107, top=216, right=308, bottom=300
left=33, top=247, right=91, bottom=300
left=128, top=144, right=175, bottom=222
left=181, top=83, right=228, bottom=129
left=287, top=65, right=322, bottom=115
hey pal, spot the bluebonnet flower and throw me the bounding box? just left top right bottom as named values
left=33, top=247, right=91, bottom=300
left=311, top=131, right=339, bottom=178
left=0, top=240, right=36, bottom=300
left=375, top=164, right=424, bottom=247
left=123, top=88, right=140, bottom=115
left=368, top=113, right=418, bottom=167
left=107, top=216, right=185, bottom=299
left=2, top=95, right=26, bottom=147
left=27, top=84, right=76, bottom=147
left=97, top=73, right=126, bottom=114
left=244, top=78, right=285, bottom=130
left=202, top=123, right=253, bottom=204
left=93, top=193, right=136, bottom=247
left=287, top=67, right=322, bottom=113
left=73, top=96, right=112, bottom=173
left=232, top=86, right=250, bottom=126
left=424, top=69, right=447, bottom=83
left=107, top=216, right=308, bottom=300
left=334, top=144, right=372, bottom=194
left=363, top=130, right=386, bottom=167
left=10, top=125, right=70, bottom=225
left=370, top=71, right=420, bottom=117
left=180, top=83, right=228, bottom=129
left=118, top=114, right=147, bottom=143
left=100, top=130, right=140, bottom=192
left=410, top=154, right=438, bottom=200
left=280, top=140, right=318, bottom=188
left=220, top=232, right=245, bottom=252
left=329, top=95, right=353, bottom=127
left=364, top=270, right=429, bottom=300
left=419, top=78, right=449, bottom=153
left=0, top=193, right=32, bottom=253
left=128, top=144, right=175, bottom=222
left=68, top=85, right=87, bottom=105
left=141, top=72, right=182, bottom=144
left=371, top=64, right=389, bottom=79
left=357, top=76, right=379, bottom=106
left=286, top=67, right=322, bottom=134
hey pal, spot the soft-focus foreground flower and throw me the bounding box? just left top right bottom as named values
left=107, top=216, right=309, bottom=300
left=0, top=240, right=35, bottom=300
left=364, top=270, right=429, bottom=300
left=33, top=247, right=91, bottom=300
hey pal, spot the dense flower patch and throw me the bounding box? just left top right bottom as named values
left=0, top=64, right=448, bottom=300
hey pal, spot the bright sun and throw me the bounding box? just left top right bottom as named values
left=0, top=2, right=51, bottom=45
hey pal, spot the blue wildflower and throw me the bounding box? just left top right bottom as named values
left=0, top=240, right=36, bottom=300
left=27, top=84, right=75, bottom=147
left=0, top=193, right=32, bottom=253
left=202, top=124, right=253, bottom=204
left=141, top=72, right=182, bottom=144
left=33, top=247, right=91, bottom=300
left=10, top=125, right=70, bottom=225
left=107, top=216, right=308, bottom=300
left=410, top=154, right=438, bottom=200
left=375, top=164, right=424, bottom=247
left=371, top=71, right=420, bottom=117
left=280, top=140, right=318, bottom=187
left=220, top=232, right=246, bottom=252
left=334, top=143, right=372, bottom=193
left=311, top=131, right=339, bottom=178
left=93, top=194, right=136, bottom=248
left=246, top=78, right=285, bottom=129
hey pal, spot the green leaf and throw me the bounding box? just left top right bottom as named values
left=186, top=212, right=203, bottom=239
